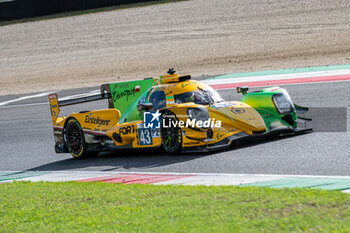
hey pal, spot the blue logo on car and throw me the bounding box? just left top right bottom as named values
left=143, top=110, right=161, bottom=129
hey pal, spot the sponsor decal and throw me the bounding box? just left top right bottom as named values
left=119, top=125, right=135, bottom=135
left=85, top=114, right=110, bottom=127
left=216, top=131, right=227, bottom=140
left=231, top=108, right=246, bottom=114
left=181, top=82, right=195, bottom=88
left=112, top=84, right=136, bottom=102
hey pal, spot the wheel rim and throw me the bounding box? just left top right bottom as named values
left=66, top=123, right=82, bottom=153
left=162, top=114, right=181, bottom=152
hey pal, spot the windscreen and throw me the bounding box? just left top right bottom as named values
left=174, top=87, right=224, bottom=105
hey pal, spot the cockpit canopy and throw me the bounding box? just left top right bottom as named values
left=140, top=80, right=224, bottom=111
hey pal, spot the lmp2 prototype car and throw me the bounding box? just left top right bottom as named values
left=48, top=69, right=311, bottom=158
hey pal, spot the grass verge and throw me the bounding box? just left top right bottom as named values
left=0, top=0, right=186, bottom=27
left=1, top=182, right=350, bottom=232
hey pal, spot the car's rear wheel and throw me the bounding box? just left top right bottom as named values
left=160, top=110, right=182, bottom=154
left=64, top=118, right=90, bottom=159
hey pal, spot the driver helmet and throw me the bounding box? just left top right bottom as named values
left=183, top=92, right=195, bottom=102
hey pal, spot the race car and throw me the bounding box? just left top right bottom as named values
left=48, top=69, right=311, bottom=158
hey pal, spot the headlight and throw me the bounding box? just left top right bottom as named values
left=187, top=108, right=210, bottom=122
left=272, top=90, right=294, bottom=114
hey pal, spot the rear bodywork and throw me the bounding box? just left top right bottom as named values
left=48, top=71, right=311, bottom=157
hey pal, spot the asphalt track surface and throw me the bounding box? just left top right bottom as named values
left=0, top=81, right=349, bottom=175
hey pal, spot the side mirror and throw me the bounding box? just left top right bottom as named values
left=236, top=86, right=249, bottom=95
left=137, top=103, right=153, bottom=111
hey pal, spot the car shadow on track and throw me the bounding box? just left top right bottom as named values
left=28, top=148, right=209, bottom=172
left=28, top=132, right=310, bottom=172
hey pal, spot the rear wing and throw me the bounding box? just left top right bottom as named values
left=48, top=88, right=109, bottom=124
left=48, top=94, right=59, bottom=124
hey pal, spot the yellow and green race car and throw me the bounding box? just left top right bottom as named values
left=48, top=69, right=311, bottom=158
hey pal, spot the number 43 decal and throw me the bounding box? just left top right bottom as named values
left=138, top=128, right=153, bottom=145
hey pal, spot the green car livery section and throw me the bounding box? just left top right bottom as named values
left=109, top=79, right=154, bottom=123
left=240, top=87, right=298, bottom=131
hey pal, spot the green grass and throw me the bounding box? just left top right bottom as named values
left=1, top=182, right=350, bottom=232
left=0, top=0, right=186, bottom=26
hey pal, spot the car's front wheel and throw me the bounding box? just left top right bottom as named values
left=160, top=110, right=182, bottom=154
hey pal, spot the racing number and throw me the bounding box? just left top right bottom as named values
left=138, top=129, right=153, bottom=145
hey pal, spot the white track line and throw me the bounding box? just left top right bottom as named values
left=0, top=102, right=48, bottom=109
left=0, top=89, right=100, bottom=108
left=0, top=91, right=53, bottom=106
left=58, top=89, right=100, bottom=101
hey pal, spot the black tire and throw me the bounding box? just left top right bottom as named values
left=160, top=110, right=182, bottom=154
left=64, top=118, right=90, bottom=159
